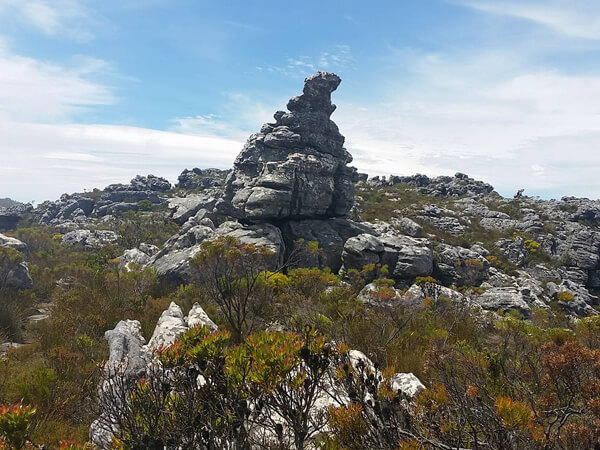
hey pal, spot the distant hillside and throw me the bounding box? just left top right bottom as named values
left=0, top=197, right=21, bottom=208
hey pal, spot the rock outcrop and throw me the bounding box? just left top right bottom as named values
left=342, top=230, right=433, bottom=280
left=0, top=233, right=33, bottom=289
left=176, top=168, right=229, bottom=190
left=61, top=229, right=119, bottom=250
left=222, top=72, right=358, bottom=221
left=90, top=302, right=216, bottom=447
left=91, top=302, right=423, bottom=448
left=149, top=221, right=284, bottom=284
left=34, top=174, right=172, bottom=225
left=0, top=203, right=32, bottom=231
left=148, top=73, right=369, bottom=280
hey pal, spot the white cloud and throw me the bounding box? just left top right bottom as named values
left=0, top=37, right=243, bottom=202
left=0, top=0, right=95, bottom=40
left=456, top=0, right=600, bottom=40
left=0, top=121, right=242, bottom=202
left=0, top=43, right=114, bottom=122
left=256, top=45, right=354, bottom=77
left=334, top=49, right=600, bottom=199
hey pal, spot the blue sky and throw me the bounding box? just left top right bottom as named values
left=1, top=0, right=600, bottom=202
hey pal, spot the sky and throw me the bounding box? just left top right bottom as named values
left=1, top=0, right=600, bottom=202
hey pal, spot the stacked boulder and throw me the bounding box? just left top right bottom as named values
left=152, top=72, right=439, bottom=284
left=222, top=72, right=357, bottom=220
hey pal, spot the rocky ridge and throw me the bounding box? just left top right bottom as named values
left=17, top=72, right=600, bottom=319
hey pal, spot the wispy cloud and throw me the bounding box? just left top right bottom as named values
left=0, top=121, right=243, bottom=202
left=455, top=0, right=600, bottom=40
left=256, top=45, right=354, bottom=77
left=0, top=0, right=96, bottom=40
left=335, top=47, right=600, bottom=198
left=319, top=44, right=354, bottom=70
left=223, top=20, right=267, bottom=33
left=0, top=40, right=114, bottom=122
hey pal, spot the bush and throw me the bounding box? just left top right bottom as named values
left=557, top=291, right=575, bottom=302
left=0, top=403, right=36, bottom=449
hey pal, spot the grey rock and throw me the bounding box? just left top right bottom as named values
left=343, top=232, right=433, bottom=279
left=187, top=302, right=218, bottom=331
left=61, top=229, right=118, bottom=250
left=169, top=194, right=217, bottom=225
left=379, top=172, right=493, bottom=197
left=403, top=283, right=466, bottom=306
left=147, top=302, right=188, bottom=349
left=223, top=72, right=357, bottom=221
left=497, top=237, right=528, bottom=266
left=435, top=244, right=490, bottom=286
left=358, top=282, right=402, bottom=308
left=129, top=174, right=171, bottom=192
left=38, top=194, right=94, bottom=224
left=177, top=168, right=229, bottom=190
left=390, top=373, right=426, bottom=399
left=0, top=233, right=28, bottom=252
left=119, top=248, right=152, bottom=270
left=149, top=221, right=284, bottom=284
left=415, top=205, right=466, bottom=235
left=394, top=217, right=424, bottom=238
left=6, top=262, right=34, bottom=290
left=0, top=234, right=32, bottom=289
left=0, top=203, right=32, bottom=231
left=282, top=218, right=374, bottom=271
left=95, top=202, right=138, bottom=217
left=474, top=287, right=532, bottom=317
left=104, top=319, right=148, bottom=376
left=554, top=280, right=597, bottom=315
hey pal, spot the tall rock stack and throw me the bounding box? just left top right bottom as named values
left=149, top=73, right=372, bottom=283
left=223, top=72, right=358, bottom=221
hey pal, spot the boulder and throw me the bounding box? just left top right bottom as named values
left=169, top=194, right=217, bottom=225
left=390, top=373, right=426, bottom=399
left=176, top=168, right=229, bottom=190
left=61, top=229, right=119, bottom=250
left=187, top=302, right=218, bottom=331
left=149, top=221, right=284, bottom=284
left=118, top=248, right=152, bottom=270
left=6, top=262, right=34, bottom=290
left=282, top=218, right=374, bottom=271
left=403, top=283, right=466, bottom=306
left=0, top=233, right=28, bottom=252
left=342, top=232, right=433, bottom=279
left=435, top=244, right=490, bottom=286
left=223, top=72, right=358, bottom=221
left=129, top=174, right=171, bottom=192
left=0, top=234, right=33, bottom=289
left=38, top=194, right=94, bottom=224
left=147, top=302, right=189, bottom=350
left=0, top=203, right=32, bottom=231
left=474, top=287, right=532, bottom=317
left=394, top=217, right=424, bottom=238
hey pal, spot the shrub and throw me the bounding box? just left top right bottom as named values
left=557, top=291, right=575, bottom=302
left=0, top=403, right=36, bottom=449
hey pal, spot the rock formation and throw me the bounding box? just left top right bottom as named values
left=222, top=72, right=358, bottom=221
left=176, top=167, right=229, bottom=190
left=90, top=302, right=423, bottom=448
left=0, top=203, right=32, bottom=231
left=35, top=174, right=172, bottom=225
left=0, top=233, right=33, bottom=289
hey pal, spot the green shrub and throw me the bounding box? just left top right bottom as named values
left=557, top=291, right=575, bottom=302
left=0, top=403, right=36, bottom=449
